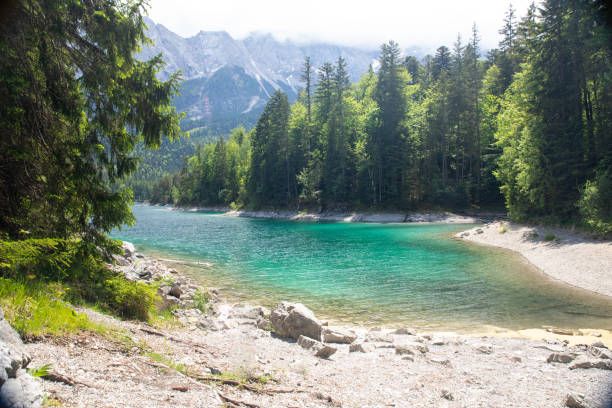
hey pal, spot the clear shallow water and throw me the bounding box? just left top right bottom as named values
left=111, top=204, right=612, bottom=331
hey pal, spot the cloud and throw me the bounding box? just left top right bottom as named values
left=147, top=0, right=539, bottom=52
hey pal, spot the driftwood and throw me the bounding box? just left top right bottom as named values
left=217, top=391, right=261, bottom=408
left=43, top=371, right=91, bottom=387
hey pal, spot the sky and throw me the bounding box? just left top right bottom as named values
left=147, top=0, right=540, bottom=52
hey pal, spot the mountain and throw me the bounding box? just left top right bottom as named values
left=139, top=17, right=382, bottom=133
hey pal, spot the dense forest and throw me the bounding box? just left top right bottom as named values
left=148, top=0, right=611, bottom=233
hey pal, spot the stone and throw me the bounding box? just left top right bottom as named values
left=297, top=335, right=323, bottom=351
left=548, top=328, right=574, bottom=336
left=171, top=385, right=189, bottom=392
left=393, top=327, right=416, bottom=335
left=169, top=284, right=182, bottom=298
left=256, top=318, right=269, bottom=330
left=547, top=352, right=578, bottom=364
left=349, top=342, right=374, bottom=353
left=565, top=393, right=591, bottom=408
left=587, top=346, right=612, bottom=360
left=590, top=341, right=607, bottom=349
left=0, top=370, right=43, bottom=408
left=569, top=357, right=612, bottom=370
left=365, top=333, right=393, bottom=343
left=315, top=345, right=337, bottom=359
left=441, top=390, right=454, bottom=401
left=230, top=305, right=266, bottom=321
left=321, top=327, right=357, bottom=344
left=395, top=342, right=428, bottom=355
left=401, top=355, right=414, bottom=361
left=474, top=344, right=493, bottom=354
left=270, top=302, right=322, bottom=341
left=122, top=241, right=136, bottom=258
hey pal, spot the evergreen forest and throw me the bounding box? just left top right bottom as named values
left=147, top=1, right=612, bottom=234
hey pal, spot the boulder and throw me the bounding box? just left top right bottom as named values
left=270, top=302, right=322, bottom=341
left=122, top=241, right=136, bottom=258
left=0, top=370, right=43, bottom=408
left=547, top=352, right=578, bottom=364
left=349, top=342, right=374, bottom=353
left=322, top=327, right=357, bottom=344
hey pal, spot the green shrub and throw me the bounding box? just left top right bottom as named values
left=99, top=277, right=157, bottom=321
left=191, top=289, right=208, bottom=313
left=578, top=169, right=612, bottom=235
left=543, top=232, right=559, bottom=242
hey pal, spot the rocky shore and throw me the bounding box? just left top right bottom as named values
left=15, top=243, right=612, bottom=407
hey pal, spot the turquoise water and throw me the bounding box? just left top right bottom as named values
left=111, top=204, right=612, bottom=331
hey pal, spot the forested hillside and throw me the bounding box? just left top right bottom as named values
left=148, top=1, right=611, bottom=233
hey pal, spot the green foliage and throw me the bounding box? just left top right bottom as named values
left=578, top=169, right=612, bottom=235
left=27, top=364, right=52, bottom=378
left=543, top=233, right=559, bottom=242
left=98, top=277, right=156, bottom=321
left=191, top=289, right=208, bottom=313
left=0, top=0, right=182, bottom=246
left=0, top=278, right=101, bottom=338
left=0, top=237, right=157, bottom=321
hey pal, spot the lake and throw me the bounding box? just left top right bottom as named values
left=111, top=204, right=612, bottom=331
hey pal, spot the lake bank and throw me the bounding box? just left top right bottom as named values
left=457, top=221, right=612, bottom=298
left=25, top=245, right=612, bottom=407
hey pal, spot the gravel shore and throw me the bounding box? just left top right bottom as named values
left=456, top=221, right=612, bottom=298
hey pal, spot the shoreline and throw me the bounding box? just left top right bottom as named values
left=457, top=221, right=612, bottom=299
left=24, top=241, right=611, bottom=407
left=136, top=201, right=503, bottom=224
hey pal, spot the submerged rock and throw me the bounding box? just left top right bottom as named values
left=270, top=302, right=322, bottom=341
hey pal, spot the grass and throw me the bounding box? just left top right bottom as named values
left=145, top=351, right=187, bottom=374
left=0, top=278, right=106, bottom=339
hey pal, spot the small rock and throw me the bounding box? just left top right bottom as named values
left=511, top=356, right=522, bottom=363
left=315, top=345, right=337, bottom=359
left=297, top=335, right=323, bottom=351
left=587, top=345, right=612, bottom=360
left=322, top=327, right=357, bottom=344
left=168, top=283, right=182, bottom=298
left=431, top=338, right=446, bottom=346
left=547, top=352, right=578, bottom=364
left=592, top=332, right=602, bottom=338
left=569, top=357, right=612, bottom=370
left=590, top=341, right=607, bottom=349
left=365, top=333, right=393, bottom=343
left=549, top=328, right=574, bottom=336
left=349, top=342, right=374, bottom=353
left=393, top=327, right=416, bottom=335
left=441, top=390, right=454, bottom=401
left=395, top=342, right=428, bottom=356
left=566, top=393, right=591, bottom=408
left=475, top=344, right=493, bottom=354
left=207, top=366, right=222, bottom=376
left=401, top=355, right=414, bottom=361
left=171, top=385, right=189, bottom=392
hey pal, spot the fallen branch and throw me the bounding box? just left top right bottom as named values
left=43, top=371, right=91, bottom=388
left=217, top=391, right=261, bottom=408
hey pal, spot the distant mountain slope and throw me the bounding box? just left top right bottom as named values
left=139, top=17, right=381, bottom=132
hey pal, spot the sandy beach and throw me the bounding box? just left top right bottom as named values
left=457, top=221, right=612, bottom=298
